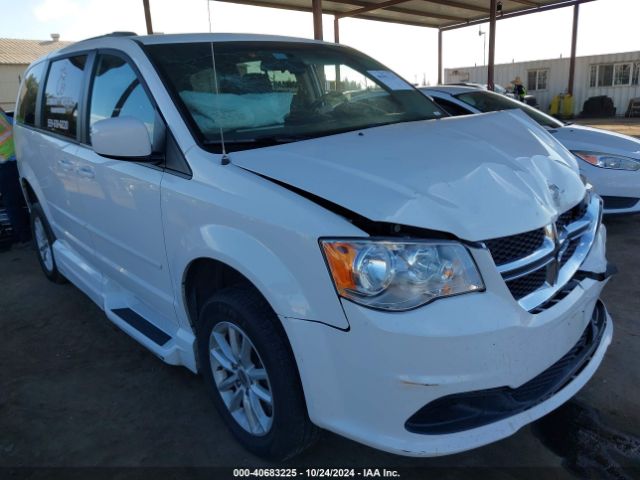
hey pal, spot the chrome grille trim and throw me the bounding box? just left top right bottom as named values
left=484, top=193, right=601, bottom=312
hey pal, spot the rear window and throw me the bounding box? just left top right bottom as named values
left=16, top=62, right=45, bottom=126
left=43, top=55, right=88, bottom=138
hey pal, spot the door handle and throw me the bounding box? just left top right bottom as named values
left=77, top=166, right=95, bottom=179
left=57, top=158, right=74, bottom=171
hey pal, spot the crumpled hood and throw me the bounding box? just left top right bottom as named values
left=551, top=123, right=640, bottom=159
left=232, top=110, right=585, bottom=241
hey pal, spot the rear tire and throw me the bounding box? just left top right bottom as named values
left=30, top=203, right=66, bottom=284
left=197, top=286, right=318, bottom=460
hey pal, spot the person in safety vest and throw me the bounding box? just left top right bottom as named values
left=513, top=76, right=527, bottom=102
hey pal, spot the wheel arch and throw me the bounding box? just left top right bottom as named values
left=182, top=256, right=269, bottom=332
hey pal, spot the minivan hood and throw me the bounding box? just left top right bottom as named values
left=232, top=110, right=585, bottom=241
left=551, top=123, right=640, bottom=159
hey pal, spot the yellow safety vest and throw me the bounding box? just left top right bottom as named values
left=0, top=111, right=16, bottom=162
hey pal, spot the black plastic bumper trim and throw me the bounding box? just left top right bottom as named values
left=405, top=300, right=607, bottom=435
left=602, top=196, right=639, bottom=210
left=576, top=262, right=618, bottom=282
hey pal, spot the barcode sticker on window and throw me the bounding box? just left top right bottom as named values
left=367, top=70, right=413, bottom=91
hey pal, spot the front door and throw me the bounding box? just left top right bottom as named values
left=72, top=52, right=176, bottom=328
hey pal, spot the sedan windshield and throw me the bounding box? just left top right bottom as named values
left=455, top=90, right=564, bottom=129
left=144, top=42, right=444, bottom=151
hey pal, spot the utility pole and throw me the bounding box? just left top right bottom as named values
left=478, top=26, right=486, bottom=66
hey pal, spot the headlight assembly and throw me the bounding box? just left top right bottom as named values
left=573, top=151, right=640, bottom=171
left=320, top=239, right=484, bottom=311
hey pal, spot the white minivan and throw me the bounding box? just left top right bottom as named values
left=14, top=33, right=613, bottom=460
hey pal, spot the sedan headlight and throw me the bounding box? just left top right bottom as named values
left=320, top=239, right=484, bottom=311
left=573, top=151, right=640, bottom=171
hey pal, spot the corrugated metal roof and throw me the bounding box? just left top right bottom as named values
left=0, top=38, right=74, bottom=65
left=216, top=0, right=595, bottom=29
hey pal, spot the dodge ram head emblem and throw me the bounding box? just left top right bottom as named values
left=548, top=183, right=562, bottom=206
left=544, top=222, right=564, bottom=286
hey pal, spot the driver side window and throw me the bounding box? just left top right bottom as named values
left=89, top=54, right=157, bottom=146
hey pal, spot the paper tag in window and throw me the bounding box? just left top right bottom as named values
left=367, top=70, right=413, bottom=90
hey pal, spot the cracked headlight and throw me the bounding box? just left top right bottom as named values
left=574, top=151, right=640, bottom=171
left=320, top=239, right=484, bottom=311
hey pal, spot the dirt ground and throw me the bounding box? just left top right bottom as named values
left=578, top=117, right=640, bottom=138
left=0, top=213, right=639, bottom=479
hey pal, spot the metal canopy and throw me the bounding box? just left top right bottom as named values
left=141, top=0, right=596, bottom=94
left=214, top=0, right=594, bottom=30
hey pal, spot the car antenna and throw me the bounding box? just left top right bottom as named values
left=207, top=0, right=230, bottom=165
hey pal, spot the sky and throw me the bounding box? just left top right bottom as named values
left=3, top=0, right=640, bottom=85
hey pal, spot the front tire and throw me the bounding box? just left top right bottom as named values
left=30, top=203, right=66, bottom=284
left=197, top=286, right=318, bottom=460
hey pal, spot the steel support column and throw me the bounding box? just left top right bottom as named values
left=568, top=4, right=580, bottom=95
left=334, top=16, right=340, bottom=42
left=312, top=0, right=323, bottom=40
left=142, top=0, right=153, bottom=34
left=438, top=29, right=443, bottom=85
left=487, top=0, right=496, bottom=91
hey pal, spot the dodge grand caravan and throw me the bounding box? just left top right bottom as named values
left=14, top=33, right=613, bottom=460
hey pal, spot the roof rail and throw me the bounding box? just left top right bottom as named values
left=82, top=31, right=138, bottom=41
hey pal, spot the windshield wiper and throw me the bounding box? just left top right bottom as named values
left=202, top=137, right=301, bottom=147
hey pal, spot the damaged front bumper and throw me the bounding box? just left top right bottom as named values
left=281, top=222, right=613, bottom=457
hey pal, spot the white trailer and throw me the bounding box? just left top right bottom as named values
left=445, top=51, right=640, bottom=117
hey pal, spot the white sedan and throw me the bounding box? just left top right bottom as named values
left=422, top=86, right=640, bottom=214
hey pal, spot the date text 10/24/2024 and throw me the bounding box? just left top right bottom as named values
left=233, top=469, right=401, bottom=478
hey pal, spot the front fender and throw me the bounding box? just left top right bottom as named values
left=166, top=222, right=350, bottom=331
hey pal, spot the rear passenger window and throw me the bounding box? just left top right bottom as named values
left=43, top=55, right=88, bottom=138
left=16, top=62, right=45, bottom=126
left=89, top=54, right=156, bottom=144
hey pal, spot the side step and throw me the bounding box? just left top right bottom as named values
left=111, top=308, right=171, bottom=346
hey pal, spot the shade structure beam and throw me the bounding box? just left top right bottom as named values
left=567, top=3, right=579, bottom=95
left=487, top=0, right=496, bottom=90
left=336, top=0, right=467, bottom=21
left=143, top=0, right=153, bottom=34
left=312, top=0, right=323, bottom=39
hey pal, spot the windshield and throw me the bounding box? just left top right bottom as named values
left=454, top=90, right=564, bottom=128
left=144, top=42, right=444, bottom=151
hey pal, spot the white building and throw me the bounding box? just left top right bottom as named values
left=445, top=51, right=640, bottom=117
left=0, top=36, right=73, bottom=111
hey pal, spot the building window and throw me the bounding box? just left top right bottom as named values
left=527, top=69, right=548, bottom=91
left=614, top=63, right=630, bottom=85
left=590, top=62, right=639, bottom=87
left=599, top=64, right=614, bottom=86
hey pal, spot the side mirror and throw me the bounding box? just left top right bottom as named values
left=92, top=116, right=154, bottom=161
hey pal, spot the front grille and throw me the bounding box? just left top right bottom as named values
left=558, top=239, right=579, bottom=269
left=483, top=194, right=595, bottom=309
left=556, top=196, right=589, bottom=230
left=505, top=269, right=547, bottom=300
left=484, top=228, right=545, bottom=266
